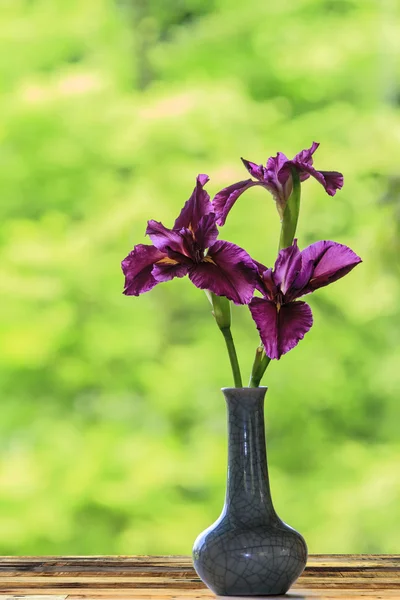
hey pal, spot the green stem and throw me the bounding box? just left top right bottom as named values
left=249, top=347, right=271, bottom=387
left=221, top=327, right=243, bottom=388
left=248, top=169, right=300, bottom=387
left=247, top=168, right=299, bottom=386
left=279, top=166, right=301, bottom=251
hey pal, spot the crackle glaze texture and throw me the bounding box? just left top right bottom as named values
left=192, top=387, right=307, bottom=596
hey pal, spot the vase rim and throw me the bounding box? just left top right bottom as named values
left=221, top=386, right=268, bottom=391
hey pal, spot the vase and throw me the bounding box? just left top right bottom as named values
left=192, top=387, right=307, bottom=596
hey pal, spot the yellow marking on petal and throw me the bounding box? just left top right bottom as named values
left=157, top=257, right=179, bottom=265
left=203, top=256, right=216, bottom=265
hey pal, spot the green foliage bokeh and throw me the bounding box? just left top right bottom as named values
left=0, top=0, right=399, bottom=554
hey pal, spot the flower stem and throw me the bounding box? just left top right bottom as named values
left=221, top=327, right=243, bottom=388
left=249, top=346, right=271, bottom=387
left=249, top=171, right=300, bottom=387
left=279, top=166, right=301, bottom=251
left=205, top=292, right=243, bottom=388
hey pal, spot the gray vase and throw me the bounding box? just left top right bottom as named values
left=192, top=387, right=307, bottom=596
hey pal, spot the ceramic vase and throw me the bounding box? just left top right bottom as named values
left=193, top=386, right=307, bottom=596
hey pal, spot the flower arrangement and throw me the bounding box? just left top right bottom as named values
left=122, top=142, right=361, bottom=388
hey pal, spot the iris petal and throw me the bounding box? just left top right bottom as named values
left=298, top=240, right=361, bottom=295
left=196, top=213, right=219, bottom=249
left=273, top=240, right=302, bottom=295
left=317, top=170, right=344, bottom=195
left=212, top=179, right=258, bottom=226
left=152, top=260, right=189, bottom=282
left=146, top=220, right=184, bottom=254
left=266, top=151, right=290, bottom=174
left=188, top=240, right=257, bottom=305
left=249, top=297, right=313, bottom=359
left=293, top=163, right=343, bottom=196
left=174, top=174, right=211, bottom=230
left=293, top=141, right=319, bottom=167
left=277, top=301, right=314, bottom=357
left=241, top=159, right=266, bottom=180
left=259, top=267, right=277, bottom=299
left=252, top=260, right=276, bottom=298
left=249, top=298, right=279, bottom=358
left=121, top=244, right=166, bottom=296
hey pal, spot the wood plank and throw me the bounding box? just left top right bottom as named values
left=1, top=591, right=400, bottom=600
left=0, top=555, right=398, bottom=599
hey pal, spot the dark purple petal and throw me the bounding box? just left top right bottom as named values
left=298, top=240, right=361, bottom=295
left=196, top=213, right=219, bottom=249
left=266, top=151, right=289, bottom=177
left=293, top=163, right=343, bottom=196
left=188, top=240, right=257, bottom=305
left=241, top=158, right=266, bottom=181
left=163, top=245, right=194, bottom=266
left=244, top=153, right=291, bottom=212
left=289, top=255, right=315, bottom=300
left=146, top=220, right=184, bottom=254
left=317, top=170, right=344, bottom=195
left=152, top=259, right=189, bottom=282
left=289, top=143, right=343, bottom=195
left=251, top=259, right=272, bottom=297
left=259, top=267, right=277, bottom=299
left=290, top=142, right=319, bottom=184
left=249, top=298, right=278, bottom=358
left=264, top=152, right=292, bottom=211
left=253, top=259, right=268, bottom=276
left=293, top=141, right=319, bottom=169
left=174, top=174, right=211, bottom=230
left=212, top=179, right=259, bottom=226
left=278, top=301, right=313, bottom=358
left=121, top=244, right=166, bottom=296
left=249, top=297, right=313, bottom=360
left=273, top=240, right=302, bottom=295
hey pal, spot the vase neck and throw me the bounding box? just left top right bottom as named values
left=222, top=388, right=276, bottom=526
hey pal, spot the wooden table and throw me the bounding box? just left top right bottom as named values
left=0, top=555, right=398, bottom=599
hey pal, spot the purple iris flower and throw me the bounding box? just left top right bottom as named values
left=122, top=175, right=258, bottom=305
left=249, top=239, right=361, bottom=359
left=213, top=142, right=344, bottom=225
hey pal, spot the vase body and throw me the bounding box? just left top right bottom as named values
left=192, top=387, right=307, bottom=596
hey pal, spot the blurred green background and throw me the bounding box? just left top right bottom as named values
left=0, top=0, right=399, bottom=555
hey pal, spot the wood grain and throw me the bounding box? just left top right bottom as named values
left=0, top=555, right=398, bottom=599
